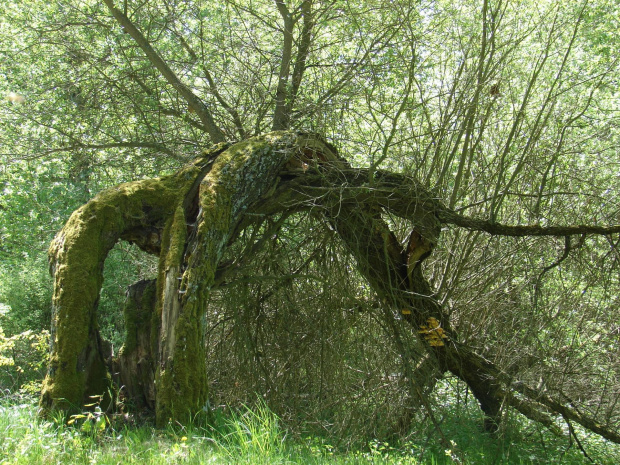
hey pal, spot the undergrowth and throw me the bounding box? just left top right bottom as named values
left=0, top=392, right=618, bottom=464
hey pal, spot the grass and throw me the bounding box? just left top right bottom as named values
left=0, top=393, right=618, bottom=464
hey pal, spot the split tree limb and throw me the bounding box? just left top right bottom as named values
left=271, top=0, right=296, bottom=131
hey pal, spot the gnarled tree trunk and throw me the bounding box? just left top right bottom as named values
left=41, top=132, right=620, bottom=443
left=41, top=132, right=340, bottom=425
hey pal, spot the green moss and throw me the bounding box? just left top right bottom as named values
left=155, top=202, right=208, bottom=426
left=154, top=307, right=208, bottom=426
left=42, top=200, right=120, bottom=414
left=40, top=355, right=86, bottom=414
left=40, top=145, right=231, bottom=416
left=43, top=132, right=329, bottom=424
left=167, top=206, right=188, bottom=270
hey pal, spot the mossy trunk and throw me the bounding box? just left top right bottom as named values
left=40, top=147, right=225, bottom=416
left=40, top=131, right=338, bottom=424
left=40, top=184, right=159, bottom=414
left=153, top=132, right=336, bottom=425
left=117, top=279, right=158, bottom=410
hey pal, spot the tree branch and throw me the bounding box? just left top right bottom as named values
left=512, top=381, right=620, bottom=444
left=282, top=0, right=314, bottom=129
left=166, top=13, right=247, bottom=140
left=439, top=209, right=620, bottom=237
left=102, top=0, right=225, bottom=143
left=279, top=167, right=620, bottom=239
left=272, top=0, right=296, bottom=130
left=38, top=141, right=178, bottom=158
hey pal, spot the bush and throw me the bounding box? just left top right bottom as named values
left=0, top=255, right=52, bottom=335
left=0, top=327, right=49, bottom=395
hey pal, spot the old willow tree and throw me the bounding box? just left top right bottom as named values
left=3, top=0, right=618, bottom=441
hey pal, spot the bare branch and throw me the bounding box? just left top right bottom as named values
left=439, top=209, right=620, bottom=237
left=284, top=167, right=620, bottom=239
left=164, top=10, right=247, bottom=140
left=272, top=0, right=296, bottom=130
left=36, top=141, right=179, bottom=158
left=282, top=0, right=314, bottom=129
left=102, top=0, right=225, bottom=143
left=513, top=381, right=620, bottom=444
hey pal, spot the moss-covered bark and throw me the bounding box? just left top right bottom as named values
left=154, top=132, right=334, bottom=425
left=40, top=145, right=227, bottom=415
left=155, top=204, right=205, bottom=424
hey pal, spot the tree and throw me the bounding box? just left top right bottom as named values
left=1, top=0, right=619, bottom=444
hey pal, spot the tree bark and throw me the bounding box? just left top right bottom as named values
left=41, top=132, right=620, bottom=443
left=117, top=279, right=158, bottom=411
left=40, top=145, right=227, bottom=416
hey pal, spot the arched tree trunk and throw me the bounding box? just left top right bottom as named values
left=255, top=151, right=620, bottom=442
left=41, top=132, right=620, bottom=443
left=40, top=143, right=229, bottom=414
left=40, top=132, right=341, bottom=425
left=310, top=173, right=505, bottom=430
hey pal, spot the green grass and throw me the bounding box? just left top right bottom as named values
left=0, top=395, right=618, bottom=464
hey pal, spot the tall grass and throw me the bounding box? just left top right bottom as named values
left=214, top=401, right=285, bottom=462
left=0, top=394, right=618, bottom=464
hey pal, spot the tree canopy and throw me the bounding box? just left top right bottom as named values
left=1, top=0, right=619, bottom=449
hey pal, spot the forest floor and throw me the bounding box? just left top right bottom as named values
left=1, top=393, right=618, bottom=464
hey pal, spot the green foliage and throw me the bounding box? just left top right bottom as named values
left=0, top=255, right=52, bottom=335
left=0, top=327, right=49, bottom=395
